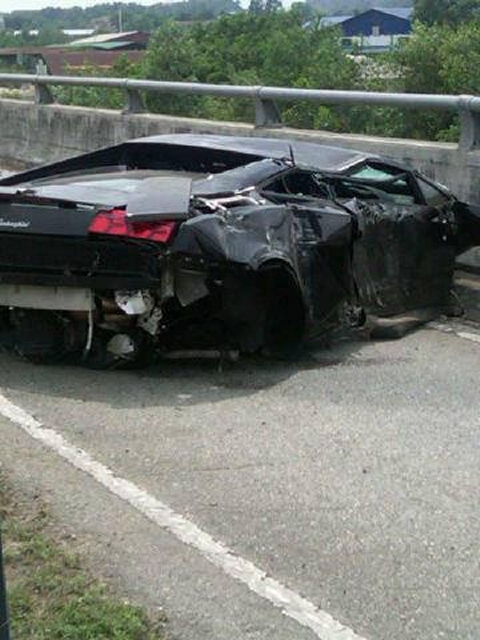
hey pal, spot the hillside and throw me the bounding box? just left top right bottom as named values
left=2, top=0, right=242, bottom=32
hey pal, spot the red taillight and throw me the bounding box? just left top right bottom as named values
left=89, top=208, right=177, bottom=243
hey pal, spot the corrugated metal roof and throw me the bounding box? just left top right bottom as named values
left=63, top=29, right=95, bottom=37
left=373, top=7, right=413, bottom=20
left=322, top=7, right=413, bottom=26
left=68, top=31, right=140, bottom=46
left=0, top=45, right=65, bottom=55
left=320, top=15, right=353, bottom=26
left=88, top=41, right=136, bottom=50
left=40, top=50, right=144, bottom=75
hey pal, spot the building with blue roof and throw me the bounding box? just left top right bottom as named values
left=320, top=6, right=413, bottom=53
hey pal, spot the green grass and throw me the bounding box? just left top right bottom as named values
left=1, top=478, right=166, bottom=640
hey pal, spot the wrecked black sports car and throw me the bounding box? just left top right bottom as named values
left=0, top=133, right=479, bottom=367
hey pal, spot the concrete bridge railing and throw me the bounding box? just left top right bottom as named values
left=1, top=72, right=480, bottom=151
left=1, top=73, right=480, bottom=268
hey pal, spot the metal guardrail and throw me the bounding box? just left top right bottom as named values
left=1, top=72, right=480, bottom=150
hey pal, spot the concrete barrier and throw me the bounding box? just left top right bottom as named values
left=0, top=97, right=479, bottom=268
left=2, top=98, right=480, bottom=196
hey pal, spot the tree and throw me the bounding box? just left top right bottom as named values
left=414, top=0, right=480, bottom=26
left=249, top=0, right=265, bottom=12
left=248, top=0, right=282, bottom=13
left=140, top=11, right=359, bottom=127
left=290, top=2, right=317, bottom=22
left=265, top=0, right=283, bottom=11
left=3, top=0, right=243, bottom=33
left=142, top=21, right=206, bottom=117
left=35, top=27, right=68, bottom=46
left=389, top=19, right=480, bottom=140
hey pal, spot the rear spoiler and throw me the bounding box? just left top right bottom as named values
left=126, top=177, right=192, bottom=221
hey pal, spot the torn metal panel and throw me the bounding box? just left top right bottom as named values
left=172, top=205, right=298, bottom=269
left=351, top=201, right=456, bottom=316
left=115, top=290, right=154, bottom=315
left=175, top=269, right=209, bottom=307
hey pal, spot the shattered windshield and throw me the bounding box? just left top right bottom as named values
left=193, top=158, right=290, bottom=196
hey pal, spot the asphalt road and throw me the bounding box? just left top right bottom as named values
left=0, top=315, right=479, bottom=640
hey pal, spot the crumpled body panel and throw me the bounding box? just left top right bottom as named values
left=172, top=203, right=354, bottom=333
left=351, top=200, right=457, bottom=317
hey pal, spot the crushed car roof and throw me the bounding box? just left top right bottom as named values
left=130, top=134, right=374, bottom=172
left=0, top=134, right=400, bottom=192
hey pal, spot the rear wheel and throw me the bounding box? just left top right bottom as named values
left=260, top=264, right=306, bottom=357
left=11, top=309, right=72, bottom=364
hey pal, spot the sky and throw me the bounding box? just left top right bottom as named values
left=1, top=0, right=179, bottom=9
left=0, top=0, right=297, bottom=13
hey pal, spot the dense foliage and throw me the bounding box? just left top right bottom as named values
left=141, top=11, right=359, bottom=128
left=413, top=0, right=480, bottom=25
left=0, top=29, right=69, bottom=49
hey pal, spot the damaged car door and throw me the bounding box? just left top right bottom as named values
left=346, top=162, right=457, bottom=318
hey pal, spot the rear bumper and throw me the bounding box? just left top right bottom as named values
left=0, top=284, right=94, bottom=311
left=0, top=233, right=163, bottom=290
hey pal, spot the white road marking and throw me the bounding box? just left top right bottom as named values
left=0, top=392, right=366, bottom=640
left=429, top=321, right=480, bottom=344
left=457, top=331, right=480, bottom=343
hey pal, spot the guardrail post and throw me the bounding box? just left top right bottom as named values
left=34, top=82, right=55, bottom=105
left=123, top=88, right=147, bottom=114
left=254, top=91, right=282, bottom=128
left=0, top=530, right=10, bottom=640
left=458, top=96, right=480, bottom=151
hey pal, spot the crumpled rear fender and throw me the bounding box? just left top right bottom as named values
left=171, top=202, right=355, bottom=347
left=171, top=205, right=297, bottom=269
